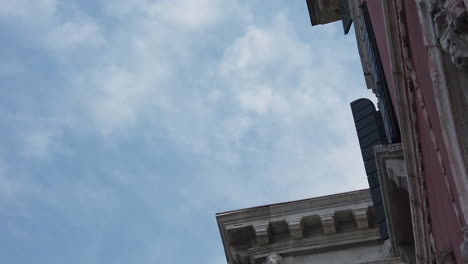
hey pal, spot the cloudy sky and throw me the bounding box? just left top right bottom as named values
left=0, top=0, right=375, bottom=263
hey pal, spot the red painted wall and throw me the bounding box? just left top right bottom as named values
left=362, top=0, right=464, bottom=261
left=403, top=0, right=464, bottom=261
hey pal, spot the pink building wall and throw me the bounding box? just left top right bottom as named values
left=363, top=0, right=464, bottom=261
left=403, top=0, right=464, bottom=260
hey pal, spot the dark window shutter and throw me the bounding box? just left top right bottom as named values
left=351, top=98, right=389, bottom=240
left=360, top=2, right=401, bottom=144
left=339, top=0, right=353, bottom=34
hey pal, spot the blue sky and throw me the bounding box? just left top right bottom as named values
left=0, top=0, right=375, bottom=263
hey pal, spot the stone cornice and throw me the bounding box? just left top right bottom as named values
left=218, top=189, right=372, bottom=223
left=216, top=190, right=378, bottom=264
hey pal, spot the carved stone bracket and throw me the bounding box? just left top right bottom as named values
left=254, top=223, right=270, bottom=246
left=286, top=218, right=303, bottom=240
left=353, top=209, right=370, bottom=230
left=320, top=214, right=337, bottom=235
left=431, top=0, right=468, bottom=67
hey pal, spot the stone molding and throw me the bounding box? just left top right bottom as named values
left=354, top=208, right=370, bottom=230
left=254, top=223, right=270, bottom=246
left=248, top=229, right=381, bottom=263
left=286, top=219, right=303, bottom=240
left=320, top=214, right=337, bottom=235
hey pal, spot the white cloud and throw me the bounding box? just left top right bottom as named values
left=208, top=89, right=222, bottom=103
left=19, top=128, right=63, bottom=159
left=46, top=0, right=250, bottom=135
left=149, top=0, right=230, bottom=30
left=88, top=66, right=147, bottom=131
left=82, top=53, right=174, bottom=134
left=222, top=115, right=253, bottom=142
left=45, top=21, right=104, bottom=49
left=221, top=26, right=277, bottom=77
left=207, top=14, right=372, bottom=206
left=236, top=85, right=290, bottom=115
left=219, top=14, right=318, bottom=139
left=69, top=0, right=250, bottom=134
left=0, top=0, right=56, bottom=21
left=221, top=15, right=312, bottom=78
left=104, top=0, right=248, bottom=30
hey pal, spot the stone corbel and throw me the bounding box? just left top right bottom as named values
left=320, top=214, right=337, bottom=235
left=253, top=223, right=270, bottom=246
left=353, top=208, right=370, bottom=230
left=431, top=0, right=468, bottom=67
left=286, top=218, right=303, bottom=240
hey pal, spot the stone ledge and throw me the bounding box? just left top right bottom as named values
left=306, top=0, right=342, bottom=26
left=249, top=228, right=382, bottom=261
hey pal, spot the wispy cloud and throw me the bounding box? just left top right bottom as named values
left=149, top=0, right=246, bottom=30
left=60, top=0, right=250, bottom=134
left=45, top=21, right=104, bottom=50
